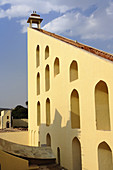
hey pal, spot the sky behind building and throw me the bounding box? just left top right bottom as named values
left=0, top=0, right=113, bottom=108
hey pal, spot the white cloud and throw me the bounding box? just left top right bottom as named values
left=0, top=0, right=113, bottom=40
left=0, top=0, right=102, bottom=18
left=106, top=2, right=113, bottom=15
left=43, top=12, right=97, bottom=38
left=0, top=0, right=74, bottom=16
left=18, top=19, right=28, bottom=33
left=0, top=5, right=31, bottom=19
left=43, top=2, right=113, bottom=40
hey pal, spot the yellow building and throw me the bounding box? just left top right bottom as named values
left=27, top=12, right=113, bottom=170
left=0, top=110, right=12, bottom=129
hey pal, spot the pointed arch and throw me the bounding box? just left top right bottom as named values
left=45, top=65, right=50, bottom=91
left=46, top=98, right=50, bottom=126
left=95, top=80, right=110, bottom=130
left=71, top=89, right=80, bottom=129
left=45, top=46, right=49, bottom=59
left=46, top=133, right=51, bottom=146
left=36, top=45, right=40, bottom=67
left=72, top=137, right=82, bottom=170
left=54, top=57, right=60, bottom=76
left=37, top=101, right=40, bottom=126
left=70, top=60, right=78, bottom=82
left=37, top=72, right=40, bottom=95
left=98, top=142, right=113, bottom=170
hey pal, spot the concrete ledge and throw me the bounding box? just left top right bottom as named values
left=0, top=138, right=56, bottom=161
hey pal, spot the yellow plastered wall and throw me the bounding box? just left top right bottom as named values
left=0, top=131, right=29, bottom=145
left=0, top=150, right=28, bottom=170
left=1, top=110, right=11, bottom=129
left=28, top=27, right=113, bottom=170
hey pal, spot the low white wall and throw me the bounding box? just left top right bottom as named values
left=0, top=131, right=29, bottom=146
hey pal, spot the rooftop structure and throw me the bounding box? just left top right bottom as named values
left=27, top=11, right=43, bottom=29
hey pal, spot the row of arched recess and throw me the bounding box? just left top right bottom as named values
left=37, top=98, right=50, bottom=126
left=36, top=45, right=78, bottom=80
left=36, top=45, right=51, bottom=67
left=37, top=60, right=78, bottom=94
left=46, top=133, right=113, bottom=170
left=71, top=80, right=111, bottom=130
left=36, top=45, right=56, bottom=66
left=37, top=80, right=111, bottom=130
left=36, top=45, right=78, bottom=93
left=37, top=58, right=60, bottom=94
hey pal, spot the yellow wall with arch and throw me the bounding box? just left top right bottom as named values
left=0, top=131, right=29, bottom=146
left=28, top=27, right=113, bottom=170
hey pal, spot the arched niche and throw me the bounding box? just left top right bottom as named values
left=95, top=80, right=110, bottom=130
left=54, top=57, right=60, bottom=76
left=98, top=142, right=113, bottom=170
left=45, top=65, right=50, bottom=91
left=46, top=98, right=50, bottom=126
left=37, top=72, right=40, bottom=95
left=70, top=60, right=78, bottom=82
left=37, top=101, right=40, bottom=126
left=71, top=89, right=80, bottom=129
left=45, top=46, right=49, bottom=59
left=72, top=137, right=82, bottom=170
left=36, top=45, right=40, bottom=67
left=46, top=133, right=51, bottom=146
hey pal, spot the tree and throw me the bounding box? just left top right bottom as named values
left=11, top=105, right=28, bottom=119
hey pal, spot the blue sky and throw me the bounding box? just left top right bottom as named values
left=0, top=0, right=113, bottom=108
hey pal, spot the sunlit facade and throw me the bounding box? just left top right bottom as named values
left=27, top=13, right=113, bottom=170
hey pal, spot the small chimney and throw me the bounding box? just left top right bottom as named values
left=27, top=12, right=43, bottom=29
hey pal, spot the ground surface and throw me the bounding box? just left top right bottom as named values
left=0, top=128, right=28, bottom=132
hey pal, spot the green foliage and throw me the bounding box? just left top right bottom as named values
left=11, top=105, right=28, bottom=119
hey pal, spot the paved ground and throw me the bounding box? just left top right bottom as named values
left=0, top=128, right=28, bottom=133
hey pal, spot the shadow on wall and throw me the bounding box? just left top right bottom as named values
left=37, top=108, right=113, bottom=170
left=39, top=109, right=81, bottom=170
left=39, top=109, right=81, bottom=140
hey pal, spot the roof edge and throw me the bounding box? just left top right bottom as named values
left=32, top=28, right=113, bottom=62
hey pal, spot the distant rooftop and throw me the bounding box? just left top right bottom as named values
left=0, top=108, right=11, bottom=112
left=0, top=108, right=11, bottom=116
